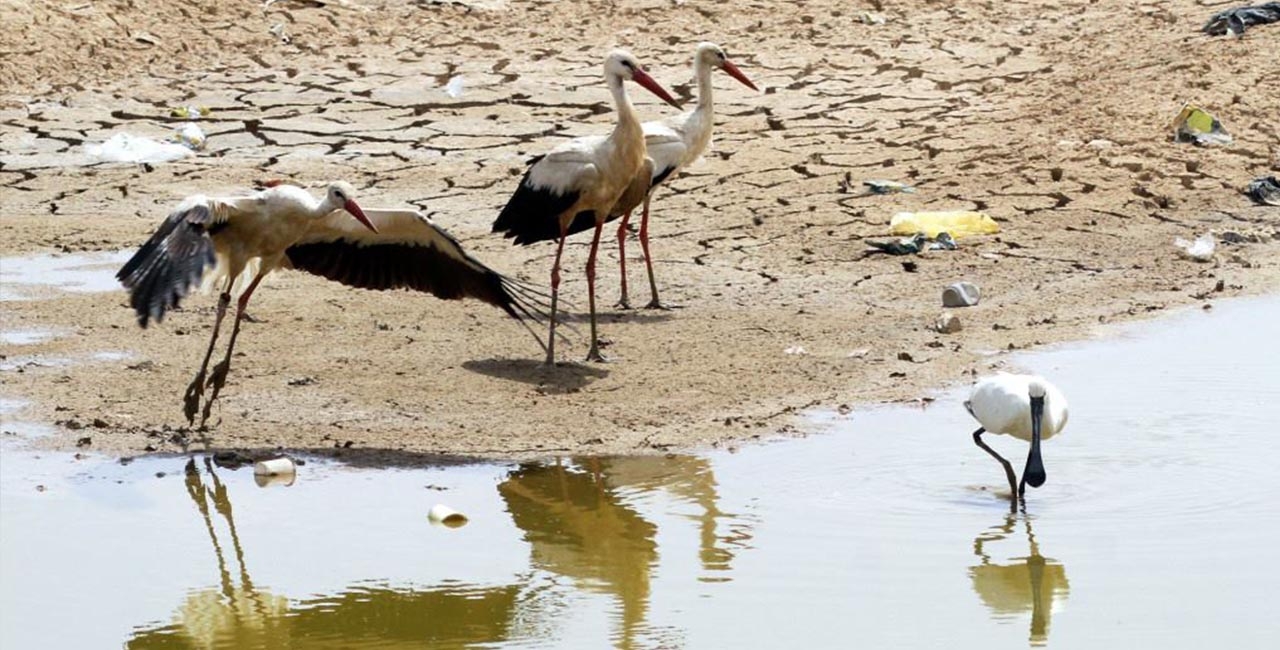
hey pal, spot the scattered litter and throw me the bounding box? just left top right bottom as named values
left=867, top=233, right=927, bottom=255
left=890, top=211, right=999, bottom=238
left=444, top=75, right=466, bottom=98
left=1175, top=233, right=1216, bottom=262
left=254, top=457, right=296, bottom=477
left=1245, top=176, right=1280, bottom=206
left=865, top=232, right=957, bottom=256
left=169, top=106, right=211, bottom=119
left=858, top=11, right=887, bottom=25
left=131, top=31, right=160, bottom=46
left=1202, top=2, right=1280, bottom=36
left=169, top=123, right=206, bottom=151
left=846, top=348, right=870, bottom=359
left=1172, top=103, right=1232, bottom=145
left=85, top=133, right=193, bottom=163
left=933, top=313, right=963, bottom=333
left=428, top=503, right=468, bottom=528
left=784, top=345, right=808, bottom=356
left=1086, top=139, right=1114, bottom=150
left=943, top=281, right=981, bottom=307
left=269, top=23, right=291, bottom=44
left=864, top=179, right=915, bottom=194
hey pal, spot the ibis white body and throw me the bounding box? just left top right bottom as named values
left=966, top=373, right=1069, bottom=442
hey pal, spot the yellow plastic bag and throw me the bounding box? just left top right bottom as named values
left=889, top=211, right=999, bottom=238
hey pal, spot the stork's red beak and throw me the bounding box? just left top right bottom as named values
left=630, top=68, right=682, bottom=109
left=721, top=59, right=759, bottom=92
left=345, top=199, right=379, bottom=234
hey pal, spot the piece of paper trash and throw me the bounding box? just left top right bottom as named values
left=85, top=133, right=193, bottom=163
left=1174, top=233, right=1216, bottom=262
left=784, top=345, right=808, bottom=356
left=890, top=211, right=999, bottom=238
left=444, top=75, right=465, bottom=98
left=1172, top=103, right=1232, bottom=146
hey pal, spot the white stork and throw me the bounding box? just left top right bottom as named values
left=966, top=373, right=1070, bottom=503
left=491, top=49, right=681, bottom=364
left=610, top=42, right=759, bottom=309
left=117, top=181, right=549, bottom=426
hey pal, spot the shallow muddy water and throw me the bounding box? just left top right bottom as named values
left=2, top=296, right=1279, bottom=649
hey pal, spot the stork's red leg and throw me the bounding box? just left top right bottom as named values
left=615, top=210, right=632, bottom=309
left=585, top=220, right=607, bottom=362
left=545, top=228, right=568, bottom=366
left=183, top=288, right=232, bottom=425
left=201, top=272, right=266, bottom=426
left=637, top=196, right=668, bottom=310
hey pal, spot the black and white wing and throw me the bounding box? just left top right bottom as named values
left=491, top=136, right=604, bottom=245
left=116, top=198, right=226, bottom=327
left=287, top=208, right=550, bottom=324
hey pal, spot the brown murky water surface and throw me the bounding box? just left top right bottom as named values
left=3, top=295, right=1278, bottom=648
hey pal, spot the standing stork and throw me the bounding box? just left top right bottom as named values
left=491, top=49, right=681, bottom=364
left=966, top=373, right=1069, bottom=505
left=611, top=42, right=758, bottom=309
left=117, top=182, right=548, bottom=426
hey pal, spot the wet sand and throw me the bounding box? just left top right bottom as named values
left=1, top=0, right=1278, bottom=460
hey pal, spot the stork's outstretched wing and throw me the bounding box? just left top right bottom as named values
left=117, top=200, right=222, bottom=327
left=288, top=208, right=550, bottom=326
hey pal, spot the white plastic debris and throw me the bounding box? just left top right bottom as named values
left=1174, top=233, right=1216, bottom=262
left=444, top=75, right=465, bottom=98
left=784, top=345, right=808, bottom=356
left=254, top=457, right=296, bottom=476
left=428, top=503, right=468, bottom=527
left=170, top=122, right=206, bottom=151
left=85, top=133, right=193, bottom=163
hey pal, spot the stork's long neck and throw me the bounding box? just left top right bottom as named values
left=694, top=57, right=715, bottom=113
left=608, top=73, right=642, bottom=140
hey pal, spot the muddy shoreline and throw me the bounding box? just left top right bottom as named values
left=2, top=0, right=1278, bottom=462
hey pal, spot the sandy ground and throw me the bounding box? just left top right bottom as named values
left=1, top=0, right=1278, bottom=462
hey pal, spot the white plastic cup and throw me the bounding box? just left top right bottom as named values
left=427, top=504, right=468, bottom=528
left=253, top=458, right=296, bottom=477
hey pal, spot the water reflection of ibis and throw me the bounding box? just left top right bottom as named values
left=128, top=458, right=520, bottom=649
left=497, top=456, right=749, bottom=649
left=969, top=515, right=1070, bottom=647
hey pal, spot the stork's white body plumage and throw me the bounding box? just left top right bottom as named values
left=966, top=373, right=1069, bottom=442
left=118, top=182, right=547, bottom=426
left=966, top=372, right=1069, bottom=503
left=611, top=43, right=758, bottom=309
left=492, top=49, right=681, bottom=364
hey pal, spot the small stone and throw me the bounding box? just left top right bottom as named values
left=933, top=313, right=963, bottom=333
left=76, top=436, right=92, bottom=447
left=897, top=351, right=914, bottom=362
left=92, top=418, right=108, bottom=428
left=943, top=282, right=981, bottom=307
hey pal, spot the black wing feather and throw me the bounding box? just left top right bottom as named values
left=116, top=204, right=217, bottom=328
left=285, top=238, right=549, bottom=324
left=491, top=169, right=582, bottom=246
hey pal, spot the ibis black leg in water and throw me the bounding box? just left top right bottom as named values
left=972, top=428, right=1019, bottom=501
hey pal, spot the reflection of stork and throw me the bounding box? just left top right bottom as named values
left=497, top=456, right=749, bottom=649
left=969, top=514, right=1070, bottom=646
left=129, top=459, right=522, bottom=649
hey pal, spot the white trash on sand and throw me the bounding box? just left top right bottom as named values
left=85, top=132, right=193, bottom=163
left=1175, top=233, right=1216, bottom=262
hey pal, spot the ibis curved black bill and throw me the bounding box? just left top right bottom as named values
left=1024, top=395, right=1047, bottom=488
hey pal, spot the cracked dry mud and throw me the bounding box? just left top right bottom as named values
left=1, top=0, right=1278, bottom=461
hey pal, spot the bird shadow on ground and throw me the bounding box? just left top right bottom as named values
left=557, top=309, right=675, bottom=325
left=462, top=357, right=608, bottom=391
